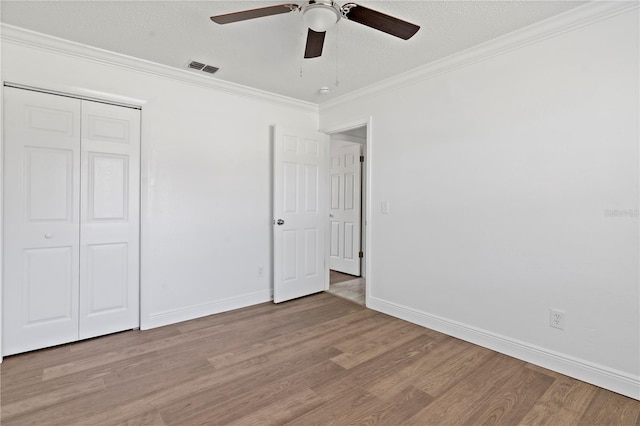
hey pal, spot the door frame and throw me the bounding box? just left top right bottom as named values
left=321, top=117, right=373, bottom=306
left=0, top=82, right=148, bottom=361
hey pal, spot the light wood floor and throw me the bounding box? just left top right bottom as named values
left=328, top=270, right=365, bottom=305
left=330, top=270, right=359, bottom=285
left=1, top=293, right=639, bottom=425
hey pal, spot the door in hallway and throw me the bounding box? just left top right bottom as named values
left=329, top=142, right=361, bottom=276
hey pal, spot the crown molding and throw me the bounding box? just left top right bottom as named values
left=0, top=24, right=318, bottom=113
left=320, top=1, right=639, bottom=111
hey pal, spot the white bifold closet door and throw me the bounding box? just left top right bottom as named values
left=3, top=87, right=140, bottom=356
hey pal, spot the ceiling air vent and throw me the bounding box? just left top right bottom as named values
left=188, top=61, right=206, bottom=70
left=187, top=61, right=219, bottom=75
left=202, top=65, right=219, bottom=74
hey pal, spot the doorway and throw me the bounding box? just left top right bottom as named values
left=326, top=125, right=367, bottom=305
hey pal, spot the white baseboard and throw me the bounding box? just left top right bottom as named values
left=367, top=296, right=640, bottom=400
left=143, top=290, right=272, bottom=330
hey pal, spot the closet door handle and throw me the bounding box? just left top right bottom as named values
left=44, top=233, right=53, bottom=239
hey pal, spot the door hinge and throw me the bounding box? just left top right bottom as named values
left=359, top=251, right=364, bottom=258
left=360, top=155, right=364, bottom=163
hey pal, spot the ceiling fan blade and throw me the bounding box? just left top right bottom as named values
left=343, top=3, right=420, bottom=40
left=211, top=4, right=299, bottom=25
left=304, top=29, right=326, bottom=58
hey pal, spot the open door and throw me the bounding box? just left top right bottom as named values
left=329, top=141, right=362, bottom=276
left=273, top=126, right=329, bottom=303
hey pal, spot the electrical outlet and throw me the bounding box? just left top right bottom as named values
left=257, top=266, right=264, bottom=278
left=550, top=309, right=565, bottom=330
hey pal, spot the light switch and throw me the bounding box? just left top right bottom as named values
left=381, top=201, right=390, bottom=214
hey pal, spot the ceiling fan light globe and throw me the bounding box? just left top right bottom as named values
left=303, top=5, right=340, bottom=32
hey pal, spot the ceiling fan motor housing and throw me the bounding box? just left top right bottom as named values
left=303, top=1, right=341, bottom=32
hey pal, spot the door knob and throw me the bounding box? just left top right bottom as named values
left=276, top=219, right=285, bottom=225
left=44, top=233, right=53, bottom=239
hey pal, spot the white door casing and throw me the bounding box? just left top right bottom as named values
left=79, top=100, right=140, bottom=339
left=3, top=87, right=141, bottom=355
left=273, top=126, right=328, bottom=303
left=329, top=142, right=362, bottom=276
left=3, top=87, right=82, bottom=355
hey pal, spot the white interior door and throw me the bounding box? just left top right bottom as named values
left=79, top=100, right=140, bottom=339
left=329, top=142, right=362, bottom=276
left=3, top=87, right=141, bottom=355
left=3, top=87, right=81, bottom=355
left=273, top=126, right=328, bottom=303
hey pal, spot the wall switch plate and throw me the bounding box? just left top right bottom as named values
left=550, top=309, right=565, bottom=330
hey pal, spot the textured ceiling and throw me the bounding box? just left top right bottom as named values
left=1, top=1, right=586, bottom=103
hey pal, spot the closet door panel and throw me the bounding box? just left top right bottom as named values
left=22, top=247, right=75, bottom=324
left=88, top=153, right=128, bottom=221
left=85, top=243, right=128, bottom=315
left=3, top=87, right=81, bottom=356
left=79, top=100, right=140, bottom=339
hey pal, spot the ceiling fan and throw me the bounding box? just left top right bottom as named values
left=210, top=1, right=420, bottom=59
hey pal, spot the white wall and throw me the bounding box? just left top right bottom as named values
left=1, top=28, right=318, bottom=331
left=321, top=7, right=639, bottom=398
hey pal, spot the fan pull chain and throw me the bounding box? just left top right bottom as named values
left=335, top=23, right=340, bottom=87
left=299, top=18, right=304, bottom=78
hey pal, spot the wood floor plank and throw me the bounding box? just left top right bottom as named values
left=161, top=358, right=345, bottom=425
left=0, top=345, right=69, bottom=389
left=332, top=316, right=411, bottom=353
left=158, top=346, right=342, bottom=424
left=208, top=308, right=380, bottom=369
left=2, top=292, right=638, bottom=425
left=3, top=338, right=218, bottom=408
left=0, top=377, right=105, bottom=420
left=176, top=293, right=343, bottom=334
left=462, top=366, right=555, bottom=425
left=226, top=387, right=322, bottom=426
left=166, top=379, right=317, bottom=425
left=285, top=384, right=382, bottom=425
left=1, top=326, right=180, bottom=391
left=112, top=409, right=166, bottom=426
left=77, top=358, right=339, bottom=425
left=331, top=322, right=426, bottom=369
left=2, top=359, right=214, bottom=426
left=348, top=385, right=435, bottom=425
left=40, top=296, right=357, bottom=383
left=69, top=325, right=182, bottom=353
left=416, top=339, right=495, bottom=397
left=40, top=325, right=226, bottom=381
left=100, top=349, right=211, bottom=387
left=406, top=353, right=523, bottom=424
left=311, top=333, right=440, bottom=397
left=364, top=335, right=468, bottom=400
left=2, top=344, right=71, bottom=374
left=519, top=374, right=598, bottom=425
left=578, top=387, right=640, bottom=425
